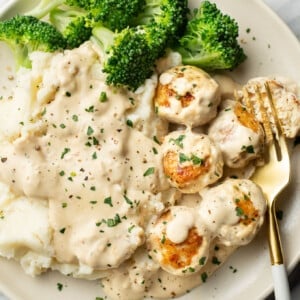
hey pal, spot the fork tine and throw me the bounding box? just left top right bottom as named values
left=254, top=84, right=274, bottom=144
left=264, top=82, right=284, bottom=138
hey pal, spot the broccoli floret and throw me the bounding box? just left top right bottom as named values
left=49, top=8, right=92, bottom=48
left=25, top=0, right=87, bottom=19
left=88, top=0, right=146, bottom=31
left=26, top=0, right=146, bottom=42
left=0, top=15, right=66, bottom=68
left=175, top=1, right=246, bottom=71
left=91, top=25, right=158, bottom=90
left=132, top=0, right=188, bottom=40
left=90, top=0, right=189, bottom=90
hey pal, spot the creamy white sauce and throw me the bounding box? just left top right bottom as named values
left=166, top=209, right=194, bottom=243
left=0, top=44, right=273, bottom=300
left=0, top=43, right=170, bottom=270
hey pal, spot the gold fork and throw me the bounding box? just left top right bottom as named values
left=243, top=82, right=291, bottom=300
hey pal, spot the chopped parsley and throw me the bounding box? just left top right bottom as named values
left=87, top=126, right=94, bottom=136
left=179, top=153, right=190, bottom=163
left=179, top=153, right=204, bottom=165
left=143, top=167, right=155, bottom=177
left=59, top=227, right=66, bottom=234
left=99, top=91, right=108, bottom=102
left=57, top=282, right=64, bottom=291
left=191, top=154, right=204, bottom=165
left=128, top=225, right=135, bottom=233
left=152, top=147, right=158, bottom=155
left=104, top=196, right=113, bottom=207
left=212, top=256, right=221, bottom=265
left=126, top=119, right=133, bottom=127
left=85, top=105, right=95, bottom=113
left=169, top=135, right=185, bottom=148
left=104, top=214, right=122, bottom=227
left=153, top=135, right=161, bottom=145
left=60, top=148, right=70, bottom=159
left=72, top=114, right=79, bottom=122
left=241, top=145, right=255, bottom=153
left=124, top=194, right=133, bottom=206
left=199, top=256, right=206, bottom=265
left=201, top=272, right=208, bottom=283
left=235, top=206, right=244, bottom=217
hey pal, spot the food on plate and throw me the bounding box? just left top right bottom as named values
left=154, top=65, right=221, bottom=127
left=161, top=130, right=223, bottom=193
left=208, top=99, right=265, bottom=168
left=147, top=206, right=210, bottom=276
left=0, top=0, right=246, bottom=90
left=147, top=178, right=266, bottom=276
left=236, top=77, right=300, bottom=139
left=175, top=0, right=246, bottom=71
left=0, top=15, right=66, bottom=68
left=0, top=1, right=299, bottom=300
left=198, top=178, right=267, bottom=246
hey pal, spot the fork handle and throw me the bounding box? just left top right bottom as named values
left=271, top=264, right=291, bottom=300
left=268, top=206, right=291, bottom=300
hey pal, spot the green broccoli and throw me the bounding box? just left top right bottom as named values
left=132, top=0, right=188, bottom=42
left=49, top=8, right=92, bottom=48
left=25, top=0, right=65, bottom=19
left=91, top=25, right=157, bottom=90
left=27, top=0, right=145, bottom=32
left=89, top=0, right=189, bottom=90
left=0, top=15, right=66, bottom=68
left=80, top=0, right=146, bottom=32
left=175, top=1, right=246, bottom=71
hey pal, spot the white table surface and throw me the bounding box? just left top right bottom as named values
left=0, top=0, right=299, bottom=300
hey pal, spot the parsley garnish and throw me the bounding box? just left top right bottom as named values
left=126, top=119, right=133, bottom=127
left=99, top=91, right=108, bottom=102
left=169, top=135, right=185, bottom=148
left=104, top=197, right=113, bottom=207
left=241, top=145, right=255, bottom=153
left=61, top=148, right=70, bottom=159
left=87, top=126, right=94, bottom=136
left=143, top=167, right=155, bottom=177
left=235, top=206, right=244, bottom=217
left=199, top=256, right=206, bottom=265
left=201, top=272, right=208, bottom=283
left=104, top=214, right=121, bottom=227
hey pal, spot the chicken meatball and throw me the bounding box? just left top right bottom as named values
left=161, top=130, right=223, bottom=193
left=198, top=178, right=266, bottom=246
left=238, top=76, right=300, bottom=139
left=154, top=65, right=221, bottom=127
left=147, top=206, right=211, bottom=276
left=208, top=99, right=265, bottom=168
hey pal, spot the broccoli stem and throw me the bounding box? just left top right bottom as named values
left=25, top=0, right=64, bottom=19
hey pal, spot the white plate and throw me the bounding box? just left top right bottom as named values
left=0, top=0, right=300, bottom=299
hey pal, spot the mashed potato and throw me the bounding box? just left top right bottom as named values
left=0, top=43, right=299, bottom=300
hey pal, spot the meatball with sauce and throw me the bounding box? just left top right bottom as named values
left=154, top=65, right=221, bottom=127
left=147, top=206, right=211, bottom=276
left=161, top=130, right=223, bottom=193
left=198, top=178, right=266, bottom=246
left=238, top=77, right=300, bottom=139
left=208, top=99, right=265, bottom=169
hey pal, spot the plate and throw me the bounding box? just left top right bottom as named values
left=0, top=0, right=300, bottom=299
